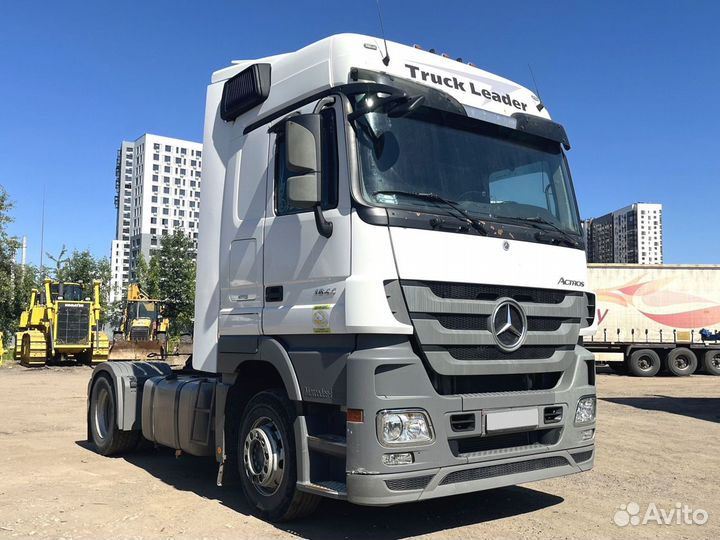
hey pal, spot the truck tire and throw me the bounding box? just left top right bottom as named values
left=628, top=349, right=661, bottom=377
left=702, top=350, right=720, bottom=376
left=666, top=348, right=697, bottom=377
left=89, top=375, right=139, bottom=455
left=237, top=389, right=320, bottom=522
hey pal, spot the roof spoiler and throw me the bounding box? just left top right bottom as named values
left=512, top=113, right=571, bottom=150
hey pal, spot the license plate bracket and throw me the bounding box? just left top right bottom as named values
left=484, top=408, right=539, bottom=433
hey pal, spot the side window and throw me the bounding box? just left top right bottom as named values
left=275, top=107, right=338, bottom=215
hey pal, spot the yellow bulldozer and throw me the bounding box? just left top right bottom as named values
left=15, top=279, right=109, bottom=366
left=109, top=283, right=169, bottom=361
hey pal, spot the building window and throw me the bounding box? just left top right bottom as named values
left=165, top=145, right=171, bottom=152
left=164, top=166, right=171, bottom=173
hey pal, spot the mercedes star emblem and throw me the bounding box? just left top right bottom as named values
left=490, top=298, right=527, bottom=352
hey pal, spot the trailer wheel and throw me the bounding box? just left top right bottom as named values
left=89, top=375, right=139, bottom=455
left=666, top=348, right=697, bottom=377
left=237, top=389, right=320, bottom=522
left=702, top=350, right=720, bottom=376
left=628, top=349, right=661, bottom=377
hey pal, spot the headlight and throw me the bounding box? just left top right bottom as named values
left=377, top=409, right=433, bottom=446
left=575, top=396, right=596, bottom=424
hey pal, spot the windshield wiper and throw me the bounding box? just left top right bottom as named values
left=499, top=216, right=580, bottom=247
left=372, top=190, right=487, bottom=236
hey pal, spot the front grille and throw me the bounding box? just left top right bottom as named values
left=385, top=475, right=434, bottom=491
left=435, top=372, right=562, bottom=395
left=439, top=456, right=568, bottom=485
left=417, top=313, right=571, bottom=332
left=130, top=327, right=150, bottom=341
left=400, top=280, right=588, bottom=395
left=453, top=428, right=561, bottom=455
left=441, top=345, right=570, bottom=361
left=413, top=281, right=575, bottom=304
left=572, top=450, right=594, bottom=463
left=55, top=303, right=90, bottom=345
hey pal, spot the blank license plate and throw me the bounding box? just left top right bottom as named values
left=485, top=408, right=539, bottom=433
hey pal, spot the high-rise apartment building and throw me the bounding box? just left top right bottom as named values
left=585, top=203, right=663, bottom=264
left=110, top=134, right=202, bottom=302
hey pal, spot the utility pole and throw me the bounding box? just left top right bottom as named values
left=39, top=186, right=45, bottom=278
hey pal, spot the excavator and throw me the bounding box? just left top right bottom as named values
left=15, top=279, right=109, bottom=366
left=109, top=284, right=169, bottom=360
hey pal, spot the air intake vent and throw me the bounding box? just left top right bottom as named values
left=220, top=63, right=271, bottom=121
left=385, top=475, right=434, bottom=491
left=439, top=456, right=568, bottom=485
left=543, top=406, right=563, bottom=424
left=450, top=413, right=475, bottom=432
left=582, top=292, right=596, bottom=328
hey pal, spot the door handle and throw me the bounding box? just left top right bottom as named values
left=265, top=286, right=284, bottom=302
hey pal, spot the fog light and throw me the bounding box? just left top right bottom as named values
left=575, top=396, right=596, bottom=424
left=382, top=452, right=414, bottom=466
left=377, top=409, right=434, bottom=446
left=581, top=429, right=595, bottom=441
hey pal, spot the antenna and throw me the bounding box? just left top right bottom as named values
left=376, top=0, right=390, bottom=66
left=528, top=64, right=545, bottom=112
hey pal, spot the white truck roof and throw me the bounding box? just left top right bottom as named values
left=211, top=33, right=551, bottom=122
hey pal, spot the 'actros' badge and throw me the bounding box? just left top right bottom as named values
left=490, top=298, right=527, bottom=352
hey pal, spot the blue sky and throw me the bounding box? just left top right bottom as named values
left=1, top=1, right=719, bottom=265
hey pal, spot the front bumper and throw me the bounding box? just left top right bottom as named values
left=347, top=446, right=593, bottom=505
left=344, top=338, right=596, bottom=505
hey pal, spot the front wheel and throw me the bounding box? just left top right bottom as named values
left=237, top=389, right=319, bottom=522
left=89, top=375, right=139, bottom=455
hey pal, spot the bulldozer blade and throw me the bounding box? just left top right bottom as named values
left=109, top=339, right=164, bottom=361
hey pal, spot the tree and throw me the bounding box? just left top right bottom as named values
left=0, top=187, right=20, bottom=338
left=135, top=252, right=160, bottom=299
left=153, top=231, right=196, bottom=334
left=0, top=185, right=33, bottom=343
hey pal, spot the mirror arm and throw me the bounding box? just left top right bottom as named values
left=313, top=204, right=333, bottom=238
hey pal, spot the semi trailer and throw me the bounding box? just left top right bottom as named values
left=584, top=264, right=720, bottom=377
left=87, top=34, right=598, bottom=521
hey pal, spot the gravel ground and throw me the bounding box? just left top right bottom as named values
left=0, top=364, right=718, bottom=540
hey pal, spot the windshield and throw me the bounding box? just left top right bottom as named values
left=54, top=284, right=84, bottom=301
left=134, top=302, right=157, bottom=320
left=354, top=105, right=581, bottom=235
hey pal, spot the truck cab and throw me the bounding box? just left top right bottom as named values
left=88, top=34, right=597, bottom=521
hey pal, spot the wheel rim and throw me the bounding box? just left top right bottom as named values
left=94, top=386, right=111, bottom=440
left=711, top=354, right=720, bottom=370
left=638, top=355, right=655, bottom=371
left=243, top=416, right=284, bottom=496
left=673, top=355, right=690, bottom=370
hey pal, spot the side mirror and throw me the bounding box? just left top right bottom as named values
left=287, top=174, right=320, bottom=209
left=285, top=114, right=321, bottom=208
left=284, top=114, right=333, bottom=238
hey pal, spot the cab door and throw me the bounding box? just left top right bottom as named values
left=262, top=99, right=351, bottom=335
left=218, top=129, right=267, bottom=336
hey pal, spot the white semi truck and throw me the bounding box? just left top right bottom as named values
left=87, top=34, right=597, bottom=521
left=585, top=264, right=720, bottom=377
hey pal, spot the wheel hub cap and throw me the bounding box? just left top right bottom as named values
left=243, top=418, right=284, bottom=495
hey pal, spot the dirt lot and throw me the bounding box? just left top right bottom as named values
left=0, top=365, right=718, bottom=540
